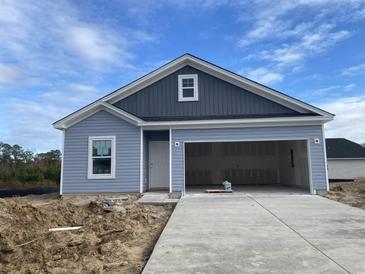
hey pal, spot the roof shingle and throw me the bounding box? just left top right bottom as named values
left=326, top=138, right=365, bottom=159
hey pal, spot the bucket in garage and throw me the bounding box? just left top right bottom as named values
left=222, top=181, right=232, bottom=191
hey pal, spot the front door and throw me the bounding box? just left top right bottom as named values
left=149, top=141, right=169, bottom=190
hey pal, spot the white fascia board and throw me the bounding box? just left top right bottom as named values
left=105, top=54, right=333, bottom=118
left=99, top=102, right=144, bottom=124
left=328, top=158, right=365, bottom=160
left=105, top=58, right=189, bottom=104
left=53, top=102, right=142, bottom=129
left=184, top=56, right=333, bottom=117
left=54, top=100, right=332, bottom=131
left=54, top=54, right=333, bottom=129
left=52, top=57, right=190, bottom=129
left=141, top=116, right=332, bottom=130
left=53, top=101, right=100, bottom=129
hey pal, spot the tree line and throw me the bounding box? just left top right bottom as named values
left=0, top=142, right=61, bottom=185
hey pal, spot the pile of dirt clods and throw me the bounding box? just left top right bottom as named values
left=0, top=195, right=174, bottom=273
left=322, top=180, right=365, bottom=209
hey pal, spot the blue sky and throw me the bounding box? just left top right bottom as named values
left=1, top=0, right=365, bottom=152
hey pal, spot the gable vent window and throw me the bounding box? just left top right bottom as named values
left=178, top=74, right=198, bottom=102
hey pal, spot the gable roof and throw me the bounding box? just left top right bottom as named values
left=53, top=53, right=334, bottom=129
left=326, top=138, right=365, bottom=159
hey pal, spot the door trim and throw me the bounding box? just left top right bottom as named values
left=140, top=128, right=143, bottom=193
left=148, top=140, right=170, bottom=190
left=169, top=128, right=172, bottom=193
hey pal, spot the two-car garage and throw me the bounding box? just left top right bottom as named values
left=185, top=140, right=311, bottom=192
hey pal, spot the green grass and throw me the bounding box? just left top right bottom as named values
left=0, top=180, right=59, bottom=190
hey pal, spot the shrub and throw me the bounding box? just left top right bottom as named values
left=45, top=165, right=61, bottom=183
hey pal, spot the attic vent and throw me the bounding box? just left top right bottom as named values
left=178, top=74, right=198, bottom=102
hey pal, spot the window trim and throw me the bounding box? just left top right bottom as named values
left=88, top=136, right=116, bottom=179
left=178, top=74, right=198, bottom=102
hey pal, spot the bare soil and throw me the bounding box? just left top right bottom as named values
left=322, top=180, right=365, bottom=209
left=0, top=194, right=174, bottom=273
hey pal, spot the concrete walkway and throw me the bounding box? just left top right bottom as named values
left=143, top=192, right=365, bottom=274
left=137, top=192, right=179, bottom=205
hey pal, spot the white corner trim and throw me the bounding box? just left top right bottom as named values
left=60, top=130, right=65, bottom=195
left=140, top=128, right=144, bottom=193
left=169, top=128, right=172, bottom=193
left=88, top=136, right=116, bottom=180
left=178, top=74, right=199, bottom=102
left=306, top=139, right=314, bottom=194
left=321, top=125, right=329, bottom=191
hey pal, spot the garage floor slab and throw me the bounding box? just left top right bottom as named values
left=142, top=192, right=365, bottom=274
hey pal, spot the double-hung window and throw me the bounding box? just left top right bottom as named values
left=88, top=136, right=116, bottom=179
left=178, top=74, right=198, bottom=102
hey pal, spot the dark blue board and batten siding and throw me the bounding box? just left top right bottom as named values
left=171, top=125, right=327, bottom=192
left=63, top=111, right=140, bottom=193
left=114, top=65, right=310, bottom=121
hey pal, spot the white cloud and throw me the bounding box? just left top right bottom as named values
left=236, top=1, right=362, bottom=72
left=237, top=0, right=363, bottom=46
left=319, top=96, right=365, bottom=144
left=0, top=0, right=159, bottom=151
left=258, top=25, right=350, bottom=67
left=172, top=0, right=229, bottom=9
left=342, top=62, right=365, bottom=76
left=344, top=83, right=356, bottom=91
left=261, top=47, right=304, bottom=66
left=312, top=85, right=341, bottom=95
left=0, top=0, right=154, bottom=83
left=65, top=26, right=129, bottom=65
left=1, top=99, right=68, bottom=151
left=0, top=63, right=21, bottom=84
left=246, top=67, right=283, bottom=85
left=67, top=83, right=98, bottom=93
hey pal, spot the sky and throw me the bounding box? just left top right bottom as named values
left=1, top=0, right=365, bottom=152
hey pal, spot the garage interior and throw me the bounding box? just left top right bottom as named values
left=185, top=140, right=310, bottom=191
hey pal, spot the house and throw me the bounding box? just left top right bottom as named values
left=326, top=138, right=365, bottom=181
left=53, top=54, right=334, bottom=195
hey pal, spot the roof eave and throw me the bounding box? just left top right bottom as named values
left=53, top=53, right=335, bottom=129
left=140, top=115, right=333, bottom=129
left=53, top=102, right=143, bottom=130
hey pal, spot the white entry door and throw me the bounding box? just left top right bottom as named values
left=149, top=141, right=169, bottom=189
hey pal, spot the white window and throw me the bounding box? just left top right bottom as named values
left=178, top=74, right=198, bottom=102
left=88, top=136, right=116, bottom=179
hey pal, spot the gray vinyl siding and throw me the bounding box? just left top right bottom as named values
left=114, top=65, right=304, bottom=121
left=63, top=110, right=140, bottom=193
left=171, top=125, right=327, bottom=192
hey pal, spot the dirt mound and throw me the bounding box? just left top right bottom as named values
left=322, top=181, right=365, bottom=209
left=0, top=195, right=174, bottom=273
left=331, top=185, right=344, bottom=192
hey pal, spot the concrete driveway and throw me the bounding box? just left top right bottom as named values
left=143, top=191, right=365, bottom=274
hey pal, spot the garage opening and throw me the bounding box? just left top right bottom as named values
left=185, top=140, right=310, bottom=192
